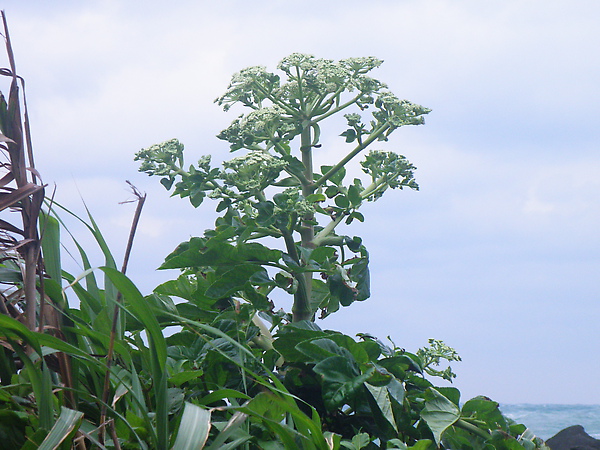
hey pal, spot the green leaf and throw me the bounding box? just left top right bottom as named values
left=205, top=264, right=263, bottom=298
left=365, top=383, right=398, bottom=433
left=0, top=317, right=54, bottom=430
left=437, top=387, right=460, bottom=406
left=350, top=257, right=370, bottom=301
left=273, top=176, right=301, bottom=187
left=199, top=389, right=251, bottom=406
left=320, top=165, right=333, bottom=175
left=348, top=211, right=365, bottom=223
left=488, top=430, right=528, bottom=449
left=341, top=432, right=370, bottom=449
left=0, top=267, right=22, bottom=283
left=309, top=246, right=336, bottom=264
left=296, top=338, right=353, bottom=363
left=160, top=238, right=233, bottom=269
left=36, top=407, right=83, bottom=450
left=409, top=440, right=435, bottom=450
left=306, top=193, right=326, bottom=203
left=330, top=166, right=346, bottom=186
left=172, top=403, right=211, bottom=450
left=340, top=129, right=357, bottom=143
left=273, top=324, right=329, bottom=362
left=237, top=242, right=282, bottom=263
left=347, top=185, right=362, bottom=207
left=100, top=267, right=170, bottom=448
left=325, top=185, right=339, bottom=198
left=461, top=396, right=508, bottom=432
left=161, top=238, right=280, bottom=269
left=256, top=201, right=276, bottom=225
left=420, top=388, right=461, bottom=445
left=313, top=355, right=373, bottom=410
left=334, top=194, right=350, bottom=209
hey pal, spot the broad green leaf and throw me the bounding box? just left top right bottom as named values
left=350, top=257, right=370, bottom=301
left=421, top=388, right=460, bottom=445
left=296, top=338, right=352, bottom=363
left=329, top=166, right=346, bottom=185
left=334, top=194, right=350, bottom=209
left=306, top=193, right=326, bottom=203
left=365, top=383, right=398, bottom=433
left=169, top=370, right=204, bottom=386
left=273, top=321, right=329, bottom=361
left=325, top=185, right=339, bottom=198
left=205, top=264, right=263, bottom=298
left=341, top=432, right=370, bottom=449
left=437, top=387, right=460, bottom=406
left=256, top=200, right=276, bottom=225
left=246, top=391, right=287, bottom=423
left=172, top=403, right=211, bottom=450
left=347, top=185, right=362, bottom=207
left=339, top=129, right=356, bottom=144
left=461, top=396, right=508, bottom=432
left=410, top=440, right=434, bottom=449
left=488, top=430, right=528, bottom=449
left=309, top=246, right=336, bottom=264
left=161, top=238, right=281, bottom=269
left=273, top=177, right=301, bottom=187
left=327, top=271, right=355, bottom=307
left=385, top=377, right=405, bottom=405
left=313, top=355, right=373, bottom=410
left=237, top=242, right=282, bottom=263
left=160, top=238, right=233, bottom=269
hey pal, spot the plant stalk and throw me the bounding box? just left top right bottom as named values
left=99, top=184, right=146, bottom=445
left=293, top=125, right=314, bottom=321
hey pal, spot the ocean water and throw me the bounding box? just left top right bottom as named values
left=500, top=404, right=600, bottom=441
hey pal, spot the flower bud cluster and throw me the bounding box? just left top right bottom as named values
left=135, top=138, right=184, bottom=177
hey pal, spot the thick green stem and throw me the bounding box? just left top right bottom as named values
left=293, top=125, right=314, bottom=322
left=312, top=213, right=346, bottom=247
left=454, top=419, right=493, bottom=441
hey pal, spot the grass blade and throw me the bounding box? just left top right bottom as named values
left=172, top=402, right=211, bottom=450
left=37, top=407, right=84, bottom=450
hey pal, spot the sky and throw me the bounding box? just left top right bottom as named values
left=1, top=0, right=599, bottom=405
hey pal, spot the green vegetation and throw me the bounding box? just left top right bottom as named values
left=0, top=12, right=550, bottom=449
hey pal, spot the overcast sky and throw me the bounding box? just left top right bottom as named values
left=2, top=0, right=599, bottom=405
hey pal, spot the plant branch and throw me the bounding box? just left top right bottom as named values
left=312, top=92, right=363, bottom=123
left=314, top=122, right=391, bottom=189
left=312, top=213, right=346, bottom=247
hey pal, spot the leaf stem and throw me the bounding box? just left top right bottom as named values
left=313, top=92, right=363, bottom=123
left=453, top=419, right=492, bottom=441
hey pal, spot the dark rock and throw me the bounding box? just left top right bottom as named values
left=546, top=425, right=600, bottom=450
